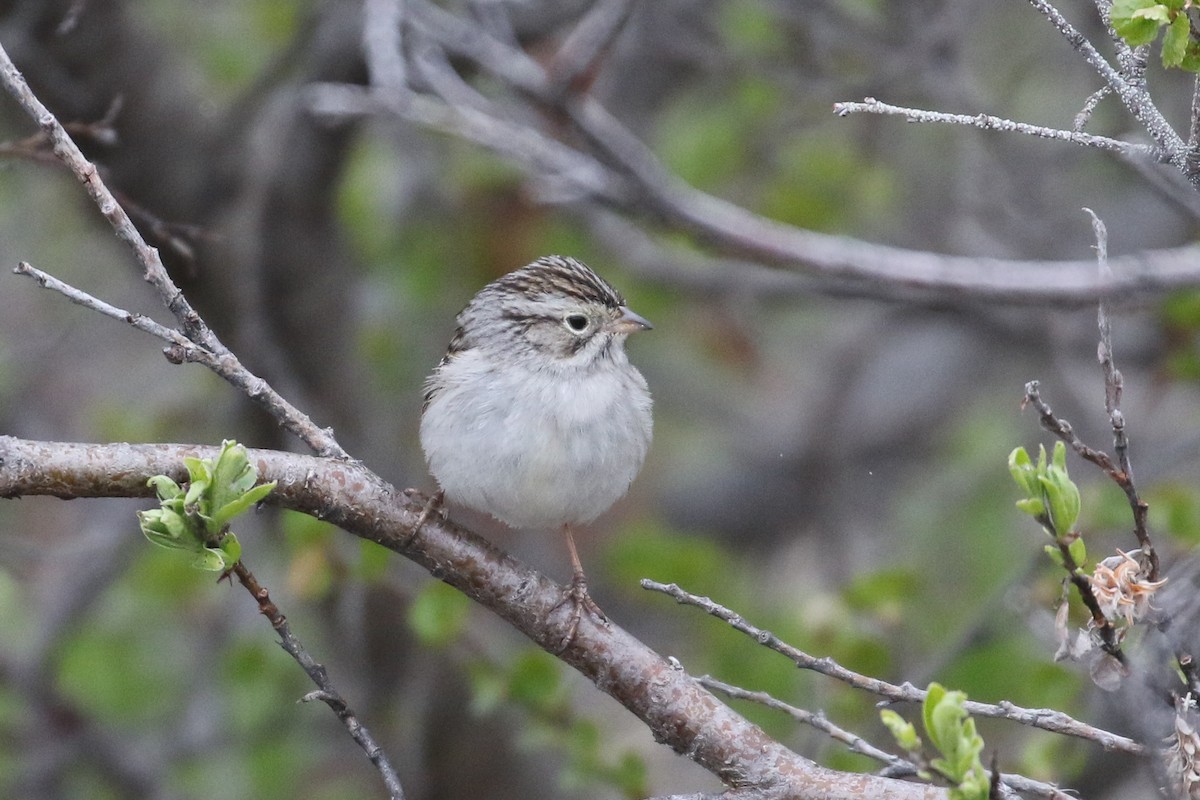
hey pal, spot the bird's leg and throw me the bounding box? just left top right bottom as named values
left=555, top=523, right=607, bottom=650
left=404, top=489, right=445, bottom=546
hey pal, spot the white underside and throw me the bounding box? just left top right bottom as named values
left=420, top=349, right=652, bottom=530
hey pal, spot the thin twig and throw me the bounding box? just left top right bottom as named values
left=699, top=677, right=912, bottom=771
left=364, top=0, right=408, bottom=89
left=545, top=0, right=634, bottom=98
left=229, top=561, right=404, bottom=800
left=1188, top=73, right=1200, bottom=178
left=1025, top=0, right=1188, bottom=174
left=702, top=677, right=1069, bottom=800
left=1074, top=86, right=1111, bottom=133
left=642, top=579, right=1144, bottom=755
left=14, top=262, right=193, bottom=353
left=0, top=40, right=348, bottom=460
left=1085, top=209, right=1158, bottom=580
left=832, top=97, right=1150, bottom=158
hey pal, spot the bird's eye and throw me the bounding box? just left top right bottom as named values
left=564, top=314, right=590, bottom=333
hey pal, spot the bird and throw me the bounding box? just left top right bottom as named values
left=419, top=255, right=653, bottom=645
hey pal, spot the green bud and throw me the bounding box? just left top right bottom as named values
left=880, top=709, right=921, bottom=752
left=138, top=440, right=271, bottom=571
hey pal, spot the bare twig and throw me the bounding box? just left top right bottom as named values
left=832, top=97, right=1149, bottom=158
left=55, top=0, right=90, bottom=35
left=229, top=561, right=405, bottom=800
left=1074, top=86, right=1111, bottom=132
left=1086, top=210, right=1157, bottom=579
left=1188, top=73, right=1200, bottom=178
left=700, top=677, right=911, bottom=771
left=641, top=579, right=1144, bottom=755
left=0, top=40, right=348, bottom=460
left=545, top=0, right=634, bottom=98
left=364, top=0, right=408, bottom=89
left=703, top=678, right=1072, bottom=800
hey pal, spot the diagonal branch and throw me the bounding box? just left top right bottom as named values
left=229, top=560, right=405, bottom=800
left=0, top=39, right=348, bottom=461
left=0, top=436, right=946, bottom=800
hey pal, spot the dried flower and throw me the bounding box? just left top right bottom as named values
left=1165, top=696, right=1200, bottom=799
left=1089, top=549, right=1166, bottom=626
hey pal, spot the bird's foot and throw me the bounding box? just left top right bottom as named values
left=554, top=574, right=607, bottom=653
left=404, top=490, right=445, bottom=546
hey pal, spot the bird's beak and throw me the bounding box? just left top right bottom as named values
left=611, top=306, right=653, bottom=335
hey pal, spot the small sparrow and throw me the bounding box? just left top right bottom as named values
left=420, top=255, right=653, bottom=643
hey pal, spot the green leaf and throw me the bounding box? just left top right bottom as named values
left=138, top=508, right=192, bottom=549
left=1163, top=12, right=1190, bottom=66
left=1111, top=0, right=1169, bottom=46
left=407, top=581, right=470, bottom=647
left=147, top=474, right=182, bottom=501
left=1133, top=5, right=1172, bottom=23
left=880, top=709, right=921, bottom=751
left=212, top=480, right=276, bottom=530
left=921, top=683, right=988, bottom=796
left=923, top=682, right=948, bottom=752
left=219, top=532, right=242, bottom=565
left=183, top=456, right=211, bottom=485
left=1067, top=535, right=1087, bottom=567
left=508, top=650, right=564, bottom=712
left=1007, top=447, right=1039, bottom=497
left=1040, top=467, right=1081, bottom=535
left=184, top=475, right=209, bottom=508
left=191, top=547, right=229, bottom=571
left=1014, top=497, right=1045, bottom=517
left=1181, top=40, right=1200, bottom=71
left=139, top=440, right=265, bottom=570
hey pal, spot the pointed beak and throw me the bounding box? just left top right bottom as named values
left=610, top=306, right=653, bottom=335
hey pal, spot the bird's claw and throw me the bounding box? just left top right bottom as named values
left=554, top=574, right=607, bottom=652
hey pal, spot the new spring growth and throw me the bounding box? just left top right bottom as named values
left=1111, top=0, right=1200, bottom=71
left=881, top=683, right=990, bottom=800
left=137, top=440, right=276, bottom=571
left=1009, top=442, right=1085, bottom=568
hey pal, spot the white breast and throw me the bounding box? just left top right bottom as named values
left=420, top=349, right=652, bottom=530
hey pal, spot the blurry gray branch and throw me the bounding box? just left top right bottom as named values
left=0, top=437, right=943, bottom=800
left=0, top=40, right=348, bottom=461
left=641, top=580, right=1144, bottom=757
left=303, top=0, right=1200, bottom=306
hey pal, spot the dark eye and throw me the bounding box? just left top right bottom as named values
left=565, top=314, right=589, bottom=333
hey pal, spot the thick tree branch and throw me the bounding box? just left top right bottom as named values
left=0, top=436, right=945, bottom=800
